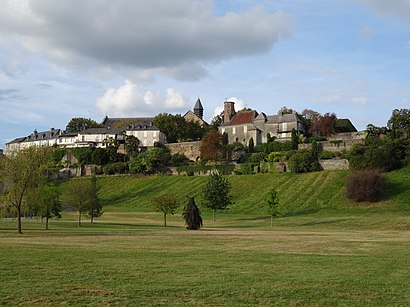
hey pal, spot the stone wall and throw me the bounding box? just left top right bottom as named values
left=166, top=141, right=202, bottom=161
left=298, top=132, right=366, bottom=153
left=319, top=159, right=349, bottom=170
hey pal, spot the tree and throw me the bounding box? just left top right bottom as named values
left=301, top=109, right=336, bottom=137
left=87, top=174, right=103, bottom=223
left=151, top=193, right=179, bottom=227
left=248, top=138, right=255, bottom=153
left=61, top=179, right=92, bottom=226
left=124, top=135, right=140, bottom=158
left=182, top=196, right=203, bottom=230
left=200, top=130, right=224, bottom=161
left=387, top=108, right=410, bottom=139
left=202, top=172, right=232, bottom=221
left=291, top=128, right=298, bottom=150
left=65, top=117, right=103, bottom=133
left=265, top=188, right=280, bottom=227
left=0, top=148, right=51, bottom=234
left=129, top=147, right=170, bottom=173
left=27, top=184, right=62, bottom=230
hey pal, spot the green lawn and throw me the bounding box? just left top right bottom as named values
left=1, top=168, right=409, bottom=305
left=1, top=211, right=409, bottom=306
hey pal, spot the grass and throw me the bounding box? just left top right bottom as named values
left=0, top=214, right=409, bottom=306
left=1, top=168, right=410, bottom=305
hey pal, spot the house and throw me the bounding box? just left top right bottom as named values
left=219, top=101, right=304, bottom=145
left=183, top=98, right=208, bottom=127
left=102, top=116, right=165, bottom=146
left=5, top=128, right=61, bottom=156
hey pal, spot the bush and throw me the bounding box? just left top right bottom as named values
left=103, top=162, right=129, bottom=175
left=319, top=150, right=334, bottom=160
left=288, top=149, right=321, bottom=173
left=346, top=170, right=384, bottom=202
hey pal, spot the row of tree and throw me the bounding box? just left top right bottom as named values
left=0, top=148, right=103, bottom=233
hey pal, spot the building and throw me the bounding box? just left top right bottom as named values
left=219, top=101, right=305, bottom=145
left=183, top=98, right=208, bottom=127
left=102, top=116, right=165, bottom=146
left=5, top=128, right=61, bottom=156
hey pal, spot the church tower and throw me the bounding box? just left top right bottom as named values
left=194, top=98, right=204, bottom=119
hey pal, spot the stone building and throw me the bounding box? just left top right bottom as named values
left=5, top=128, right=61, bottom=156
left=183, top=98, right=208, bottom=127
left=219, top=101, right=305, bottom=145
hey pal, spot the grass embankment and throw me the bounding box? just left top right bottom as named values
left=1, top=168, right=409, bottom=305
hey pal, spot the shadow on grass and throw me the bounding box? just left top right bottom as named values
left=281, top=208, right=321, bottom=217
left=383, top=180, right=409, bottom=201
left=300, top=218, right=351, bottom=227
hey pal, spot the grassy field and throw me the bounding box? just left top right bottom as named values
left=1, top=168, right=409, bottom=305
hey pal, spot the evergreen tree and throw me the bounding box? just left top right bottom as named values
left=182, top=196, right=202, bottom=230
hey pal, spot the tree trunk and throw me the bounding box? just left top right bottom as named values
left=213, top=209, right=215, bottom=222
left=17, top=206, right=22, bottom=234
left=46, top=216, right=49, bottom=230
left=164, top=212, right=167, bottom=227
left=78, top=211, right=82, bottom=227
left=91, top=214, right=94, bottom=224
left=271, top=215, right=273, bottom=228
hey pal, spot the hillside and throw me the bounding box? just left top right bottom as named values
left=60, top=167, right=410, bottom=219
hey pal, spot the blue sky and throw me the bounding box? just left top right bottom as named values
left=1, top=0, right=410, bottom=150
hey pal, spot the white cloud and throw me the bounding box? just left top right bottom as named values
left=352, top=96, right=369, bottom=105
left=360, top=0, right=410, bottom=18
left=212, top=96, right=247, bottom=118
left=0, top=0, right=294, bottom=80
left=96, top=79, right=188, bottom=117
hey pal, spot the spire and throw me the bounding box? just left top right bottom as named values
left=194, top=98, right=204, bottom=119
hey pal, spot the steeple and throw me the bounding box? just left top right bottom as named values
left=194, top=98, right=204, bottom=119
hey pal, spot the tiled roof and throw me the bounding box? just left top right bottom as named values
left=80, top=128, right=124, bottom=135
left=102, top=117, right=154, bottom=128
left=266, top=113, right=300, bottom=124
left=22, top=129, right=61, bottom=143
left=228, top=110, right=258, bottom=125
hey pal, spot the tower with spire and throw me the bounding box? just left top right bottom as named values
left=193, top=98, right=204, bottom=119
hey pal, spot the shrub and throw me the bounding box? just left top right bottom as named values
left=319, top=150, right=334, bottom=160
left=103, top=162, right=129, bottom=175
left=288, top=149, right=321, bottom=173
left=346, top=170, right=384, bottom=202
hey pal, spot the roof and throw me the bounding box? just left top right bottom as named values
left=125, top=124, right=161, bottom=131
left=80, top=127, right=124, bottom=135
left=227, top=110, right=258, bottom=125
left=20, top=129, right=61, bottom=143
left=266, top=113, right=300, bottom=124
left=194, top=98, right=203, bottom=110
left=102, top=117, right=155, bottom=128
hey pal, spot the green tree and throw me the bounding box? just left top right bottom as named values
left=124, top=135, right=140, bottom=158
left=291, top=128, right=298, bottom=150
left=202, top=172, right=232, bottom=221
left=151, top=193, right=179, bottom=227
left=387, top=108, right=410, bottom=139
left=248, top=138, right=255, bottom=153
left=182, top=196, right=203, bottom=230
left=87, top=174, right=103, bottom=223
left=0, top=148, right=51, bottom=234
left=266, top=188, right=280, bottom=227
left=65, top=117, right=103, bottom=133
left=62, top=179, right=92, bottom=226
left=129, top=147, right=170, bottom=173
left=27, top=184, right=62, bottom=230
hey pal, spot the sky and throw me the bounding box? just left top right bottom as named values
left=1, top=0, right=410, bottom=149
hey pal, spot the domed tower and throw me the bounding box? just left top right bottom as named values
left=194, top=98, right=204, bottom=119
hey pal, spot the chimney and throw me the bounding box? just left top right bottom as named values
left=223, top=101, right=236, bottom=123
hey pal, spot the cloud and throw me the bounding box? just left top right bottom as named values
left=352, top=96, right=369, bottom=105
left=360, top=0, right=410, bottom=18
left=212, top=96, right=247, bottom=118
left=0, top=0, right=294, bottom=80
left=96, top=79, right=188, bottom=117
